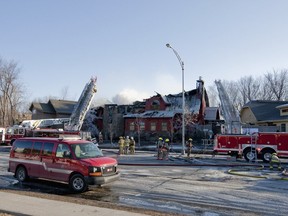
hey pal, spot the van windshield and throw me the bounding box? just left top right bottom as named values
left=71, top=142, right=103, bottom=159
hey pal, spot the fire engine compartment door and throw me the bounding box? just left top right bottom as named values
left=276, top=133, right=288, bottom=154
left=227, top=136, right=237, bottom=147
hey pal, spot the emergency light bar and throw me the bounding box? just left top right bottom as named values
left=58, top=134, right=82, bottom=141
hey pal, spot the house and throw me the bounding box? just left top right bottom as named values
left=29, top=99, right=77, bottom=120
left=121, top=78, right=222, bottom=142
left=240, top=100, right=288, bottom=132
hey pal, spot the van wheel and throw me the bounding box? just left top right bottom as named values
left=16, top=166, right=28, bottom=182
left=69, top=174, right=87, bottom=193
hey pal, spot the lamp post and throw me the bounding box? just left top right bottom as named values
left=166, top=43, right=185, bottom=155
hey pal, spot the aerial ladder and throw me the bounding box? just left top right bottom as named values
left=65, top=77, right=97, bottom=131
left=215, top=80, right=240, bottom=134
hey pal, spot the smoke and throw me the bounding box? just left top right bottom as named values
left=112, top=88, right=149, bottom=105
left=154, top=73, right=181, bottom=95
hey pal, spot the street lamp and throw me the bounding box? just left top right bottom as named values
left=166, top=43, right=185, bottom=155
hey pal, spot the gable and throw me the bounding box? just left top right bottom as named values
left=204, top=107, right=220, bottom=121
left=49, top=100, right=77, bottom=114
left=29, top=102, right=55, bottom=114
left=29, top=100, right=77, bottom=115
left=145, top=95, right=168, bottom=110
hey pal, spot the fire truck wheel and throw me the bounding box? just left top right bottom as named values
left=16, top=166, right=28, bottom=182
left=261, top=150, right=274, bottom=163
left=69, top=174, right=87, bottom=193
left=243, top=149, right=256, bottom=162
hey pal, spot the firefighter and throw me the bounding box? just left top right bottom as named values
left=124, top=136, right=130, bottom=155
left=129, top=137, right=136, bottom=154
left=156, top=137, right=163, bottom=159
left=118, top=136, right=124, bottom=155
left=186, top=138, right=193, bottom=158
left=159, top=138, right=170, bottom=160
left=269, top=152, right=282, bottom=170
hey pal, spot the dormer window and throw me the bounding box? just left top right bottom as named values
left=151, top=100, right=160, bottom=110
left=280, top=108, right=288, bottom=116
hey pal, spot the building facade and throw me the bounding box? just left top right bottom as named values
left=240, top=100, right=288, bottom=132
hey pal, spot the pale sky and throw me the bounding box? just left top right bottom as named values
left=1, top=0, right=288, bottom=105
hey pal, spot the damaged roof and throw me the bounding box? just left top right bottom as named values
left=124, top=110, right=180, bottom=118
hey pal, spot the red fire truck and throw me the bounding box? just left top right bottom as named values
left=1, top=125, right=80, bottom=145
left=214, top=132, right=288, bottom=162
left=1, top=126, right=25, bottom=145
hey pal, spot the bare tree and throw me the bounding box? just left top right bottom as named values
left=260, top=78, right=274, bottom=100
left=0, top=58, right=25, bottom=126
left=238, top=76, right=261, bottom=104
left=264, top=69, right=288, bottom=100
left=60, top=86, right=70, bottom=100
left=214, top=69, right=288, bottom=118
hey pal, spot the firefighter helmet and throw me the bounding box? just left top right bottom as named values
left=188, top=138, right=193, bottom=141
left=165, top=138, right=170, bottom=142
left=159, top=137, right=163, bottom=140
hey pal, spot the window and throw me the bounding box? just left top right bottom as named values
left=14, top=140, right=32, bottom=154
left=56, top=144, right=70, bottom=158
left=281, top=124, right=286, bottom=132
left=32, top=142, right=43, bottom=155
left=150, top=122, right=156, bottom=131
left=281, top=109, right=288, bottom=116
left=139, top=122, right=145, bottom=131
left=161, top=122, right=168, bottom=131
left=129, top=122, right=135, bottom=131
left=151, top=100, right=160, bottom=110
left=42, top=142, right=54, bottom=156
left=71, top=143, right=103, bottom=159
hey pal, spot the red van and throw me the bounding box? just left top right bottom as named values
left=8, top=136, right=120, bottom=192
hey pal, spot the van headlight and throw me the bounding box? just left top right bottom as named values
left=89, top=166, right=102, bottom=176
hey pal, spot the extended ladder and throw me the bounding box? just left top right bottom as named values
left=66, top=78, right=97, bottom=131
left=215, top=80, right=240, bottom=133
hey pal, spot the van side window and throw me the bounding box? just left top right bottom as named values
left=42, top=142, right=54, bottom=156
left=14, top=140, right=32, bottom=154
left=56, top=144, right=70, bottom=158
left=32, top=142, right=43, bottom=155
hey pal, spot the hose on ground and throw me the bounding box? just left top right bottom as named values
left=227, top=165, right=288, bottom=180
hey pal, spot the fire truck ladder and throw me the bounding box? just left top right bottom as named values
left=66, top=78, right=97, bottom=131
left=250, top=133, right=258, bottom=162
left=215, top=80, right=240, bottom=133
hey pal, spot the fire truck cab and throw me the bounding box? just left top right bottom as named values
left=4, top=125, right=25, bottom=145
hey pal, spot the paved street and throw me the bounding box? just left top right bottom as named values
left=1, top=146, right=288, bottom=216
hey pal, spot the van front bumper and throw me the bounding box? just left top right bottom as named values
left=85, top=172, right=120, bottom=185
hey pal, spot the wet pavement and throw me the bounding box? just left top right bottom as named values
left=1, top=145, right=288, bottom=216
